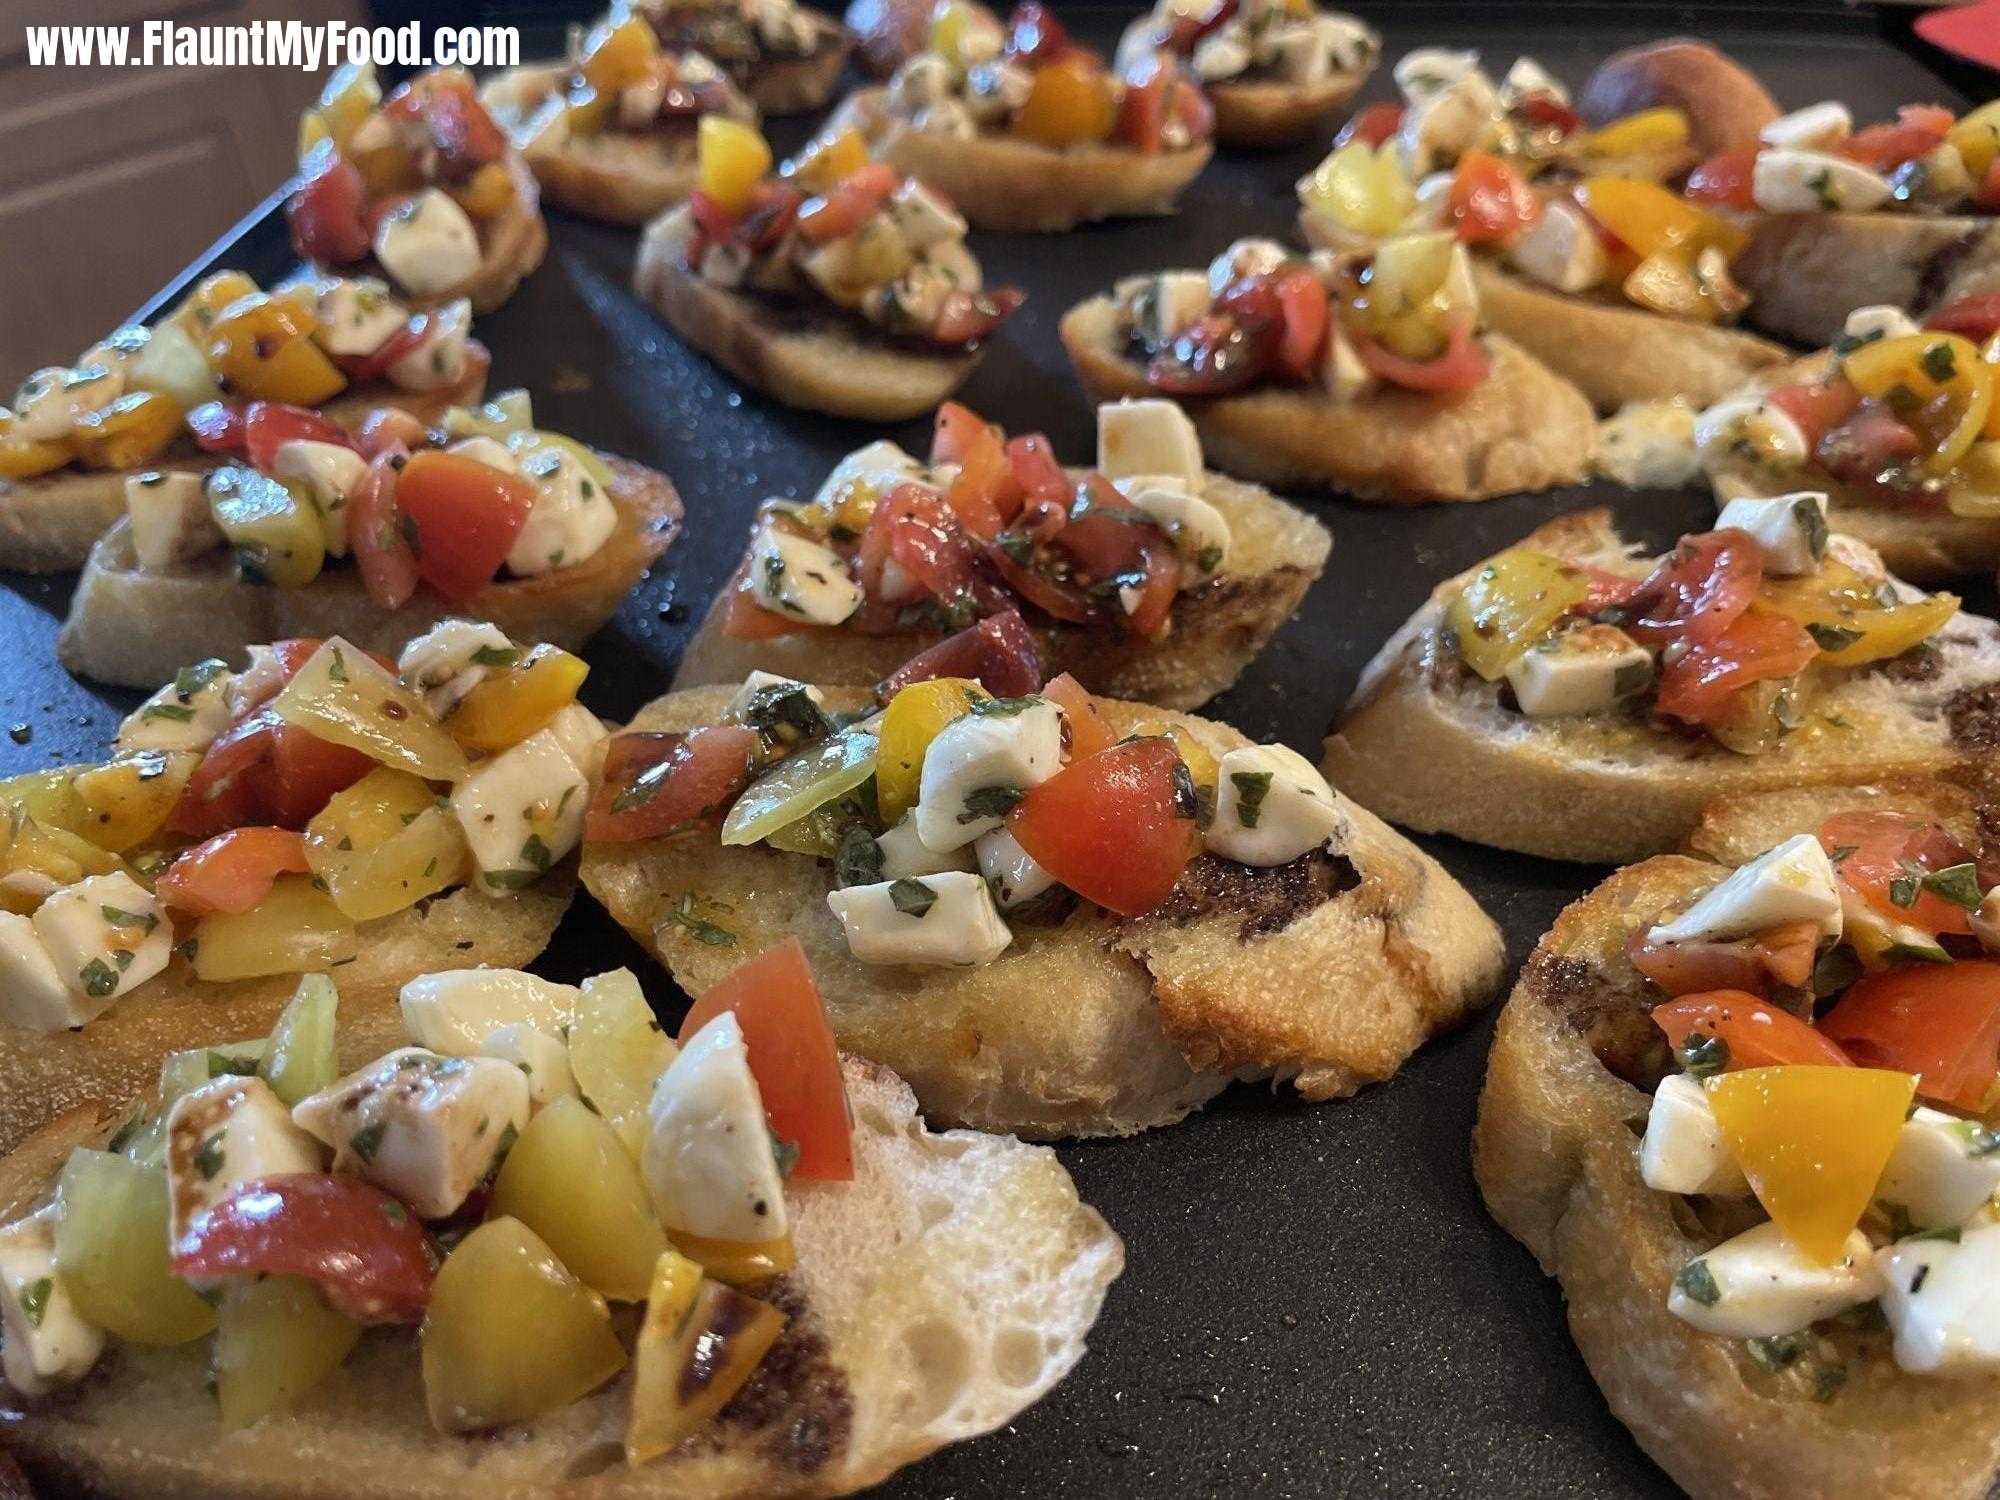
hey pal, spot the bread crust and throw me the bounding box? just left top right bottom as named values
left=1473, top=787, right=2000, bottom=1498
left=1207, top=71, right=1369, bottom=149
left=56, top=453, right=680, bottom=688
left=0, top=350, right=491, bottom=575
left=483, top=64, right=705, bottom=226
left=739, top=17, right=853, bottom=115
left=1059, top=291, right=1593, bottom=502
left=1322, top=507, right=2000, bottom=862
left=1732, top=213, right=2000, bottom=347
left=672, top=470, right=1330, bottom=711
left=633, top=208, right=987, bottom=421
left=1573, top=38, right=1780, bottom=156
left=581, top=687, right=1505, bottom=1140
left=0, top=1055, right=1122, bottom=1500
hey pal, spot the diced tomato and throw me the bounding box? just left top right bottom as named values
left=171, top=1173, right=436, bottom=1324
left=1041, top=672, right=1115, bottom=758
left=878, top=609, right=1044, bottom=698
left=1148, top=311, right=1279, bottom=396
left=1840, top=105, right=1952, bottom=173
left=392, top=449, right=536, bottom=604
left=798, top=161, right=900, bottom=245
left=931, top=287, right=1024, bottom=348
left=1578, top=565, right=1641, bottom=615
left=1652, top=992, right=1854, bottom=1070
left=242, top=402, right=355, bottom=473
left=1815, top=401, right=1922, bottom=487
left=187, top=401, right=247, bottom=456
left=1623, top=529, right=1764, bottom=649
left=1514, top=93, right=1584, bottom=135
left=1764, top=379, right=1861, bottom=449
left=1820, top=811, right=1977, bottom=937
left=1055, top=478, right=1182, bottom=638
left=1334, top=102, right=1402, bottom=150
left=1171, top=74, right=1214, bottom=143
left=678, top=937, right=853, bottom=1181
left=1448, top=151, right=1542, bottom=245
left=585, top=725, right=761, bottom=843
left=156, top=828, right=311, bottom=915
left=1629, top=918, right=1821, bottom=998
left=349, top=449, right=420, bottom=611
left=864, top=481, right=1006, bottom=621
left=1006, top=1, right=1074, bottom=62
left=987, top=542, right=1095, bottom=623
left=1005, top=434, right=1070, bottom=506
left=1684, top=146, right=1760, bottom=210
left=1820, top=961, right=2000, bottom=1112
left=287, top=147, right=371, bottom=266
left=1009, top=738, right=1199, bottom=917
left=687, top=189, right=737, bottom=241
left=169, top=711, right=279, bottom=838
left=351, top=408, right=426, bottom=459
left=264, top=723, right=374, bottom=828
left=336, top=314, right=429, bottom=387
left=1924, top=293, right=2000, bottom=343
left=383, top=73, right=505, bottom=179
left=1351, top=320, right=1492, bottom=394
left=1654, top=608, right=1819, bottom=727
left=737, top=180, right=806, bottom=253
left=1263, top=265, right=1330, bottom=382
left=935, top=406, right=1022, bottom=538
left=1117, top=52, right=1172, bottom=153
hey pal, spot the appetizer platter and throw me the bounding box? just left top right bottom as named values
left=1, top=5, right=1996, bottom=1498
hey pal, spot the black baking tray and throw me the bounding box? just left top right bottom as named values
left=2, top=6, right=1992, bottom=1495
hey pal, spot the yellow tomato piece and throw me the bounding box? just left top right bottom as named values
left=69, top=390, right=184, bottom=471
left=1014, top=54, right=1119, bottom=148
left=874, top=677, right=987, bottom=824
left=213, top=1274, right=361, bottom=1430
left=299, top=61, right=381, bottom=160
left=569, top=968, right=677, bottom=1160
left=627, top=1272, right=784, bottom=1465
left=1959, top=438, right=2000, bottom=508
left=787, top=129, right=870, bottom=196
left=70, top=750, right=197, bottom=853
left=168, top=271, right=261, bottom=340
left=448, top=646, right=588, bottom=753
left=580, top=13, right=658, bottom=94
left=1840, top=331, right=1992, bottom=471
left=506, top=428, right=615, bottom=496
left=206, top=466, right=326, bottom=589
left=352, top=138, right=419, bottom=197
left=1708, top=1065, right=1915, bottom=1264
left=1756, top=561, right=1960, bottom=666
left=665, top=1229, right=796, bottom=1288
left=449, top=160, right=515, bottom=220
left=1575, top=175, right=1738, bottom=260
left=0, top=412, right=71, bottom=480
left=1, top=812, right=125, bottom=896
left=1948, top=100, right=2000, bottom=181
left=699, top=117, right=774, bottom=216
left=190, top=876, right=357, bottom=982
left=1983, top=332, right=2000, bottom=441
left=272, top=638, right=468, bottom=784
left=304, top=766, right=469, bottom=921
left=53, top=1150, right=216, bottom=1345
left=625, top=1249, right=704, bottom=1464
left=206, top=293, right=346, bottom=406
left=491, top=1096, right=668, bottom=1302
left=0, top=768, right=86, bottom=831
left=1444, top=549, right=1592, bottom=681
left=1301, top=139, right=1415, bottom=240
left=1580, top=107, right=1690, bottom=159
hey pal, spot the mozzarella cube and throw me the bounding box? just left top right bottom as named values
left=1842, top=304, right=1920, bottom=345
left=1668, top=1222, right=1881, bottom=1338
left=1760, top=101, right=1852, bottom=151
left=1409, top=170, right=1456, bottom=231
left=387, top=298, right=473, bottom=391
left=449, top=728, right=589, bottom=891
left=726, top=671, right=826, bottom=721
left=446, top=435, right=517, bottom=473
left=885, top=179, right=966, bottom=251
left=1640, top=1075, right=1751, bottom=1196
left=1399, top=66, right=1503, bottom=177
left=1266, top=23, right=1331, bottom=86
left=0, top=913, right=84, bottom=1032
left=749, top=525, right=863, bottom=627
left=400, top=967, right=580, bottom=1055
left=1315, top=14, right=1378, bottom=75
left=1394, top=47, right=1479, bottom=103
left=166, top=1075, right=323, bottom=1243
left=398, top=618, right=516, bottom=717
left=811, top=439, right=923, bottom=513
left=643, top=1011, right=789, bottom=1243
left=33, top=872, right=172, bottom=1008
left=0, top=1207, right=102, bottom=1396
left=505, top=439, right=616, bottom=576
left=482, top=1022, right=576, bottom=1108
left=976, top=826, right=1058, bottom=909
left=1505, top=624, right=1652, bottom=718
left=1649, top=834, right=1844, bottom=946
left=1753, top=149, right=1892, bottom=214
left=1499, top=55, right=1568, bottom=108
left=316, top=276, right=409, bottom=358
left=1876, top=1107, right=2000, bottom=1231
left=1098, top=398, right=1204, bottom=486
left=1878, top=1222, right=2000, bottom=1373
left=272, top=439, right=367, bottom=557
left=1192, top=26, right=1251, bottom=81
left=116, top=657, right=233, bottom=753
left=876, top=814, right=976, bottom=879
left=1695, top=395, right=1809, bottom=472
left=373, top=189, right=481, bottom=299
left=888, top=51, right=953, bottom=110
left=1207, top=238, right=1290, bottom=298
left=1133, top=271, right=1211, bottom=346
left=125, top=470, right=221, bottom=572
left=914, top=697, right=1065, bottom=850
left=1322, top=324, right=1376, bottom=402
left=827, top=871, right=1013, bottom=967
left=1115, top=478, right=1231, bottom=579
left=1593, top=400, right=1700, bottom=489
left=1714, top=492, right=1830, bottom=576
left=1208, top=743, right=1344, bottom=867
left=1507, top=198, right=1607, bottom=294
left=543, top=701, right=610, bottom=782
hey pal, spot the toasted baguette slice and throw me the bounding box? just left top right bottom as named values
left=634, top=207, right=989, bottom=421
left=736, top=16, right=853, bottom=115
left=57, top=453, right=679, bottom=688
left=583, top=686, right=1505, bottom=1139
left=0, top=351, right=491, bottom=575
left=1732, top=213, right=2000, bottom=348
left=827, top=87, right=1213, bottom=233
left=0, top=1052, right=1121, bottom=1500
left=1207, top=71, right=1369, bottom=149
left=1473, top=782, right=2000, bottom=1500
left=1574, top=38, right=1779, bottom=156
left=1060, top=291, right=1593, bottom=502
left=483, top=65, right=709, bottom=226
left=673, top=470, right=1329, bottom=710
left=336, top=151, right=547, bottom=316
left=1470, top=261, right=1788, bottom=414
left=0, top=871, right=574, bottom=1157
left=1323, top=507, right=2000, bottom=863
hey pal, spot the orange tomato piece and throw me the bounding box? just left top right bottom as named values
left=1652, top=991, right=1854, bottom=1070
left=1819, top=960, right=2000, bottom=1112
left=157, top=827, right=312, bottom=915
left=1009, top=738, right=1198, bottom=917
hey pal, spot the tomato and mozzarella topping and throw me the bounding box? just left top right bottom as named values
left=1116, top=0, right=1378, bottom=90
left=637, top=0, right=827, bottom=71
left=0, top=943, right=857, bottom=1459
left=685, top=119, right=1021, bottom=349
left=1445, top=516, right=1958, bottom=753
left=290, top=66, right=520, bottom=300
left=519, top=12, right=753, bottom=150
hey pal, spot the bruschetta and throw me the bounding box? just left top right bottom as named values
left=823, top=2, right=1214, bottom=233
left=634, top=122, right=1021, bottom=420
left=581, top=647, right=1506, bottom=1139
left=0, top=950, right=1120, bottom=1497
left=1060, top=232, right=1593, bottom=502
left=630, top=0, right=852, bottom=115
left=1476, top=779, right=2000, bottom=1498
left=289, top=66, right=547, bottom=316
left=845, top=0, right=969, bottom=79
left=56, top=390, right=679, bottom=689
left=1324, top=507, right=2000, bottom=863
left=1572, top=37, right=1782, bottom=158
left=0, top=624, right=605, bottom=1153
left=481, top=14, right=758, bottom=227
left=1113, top=0, right=1380, bottom=149
left=0, top=269, right=489, bottom=574
left=674, top=399, right=1329, bottom=710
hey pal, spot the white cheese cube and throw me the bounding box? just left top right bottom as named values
left=505, top=440, right=617, bottom=576
left=33, top=872, right=172, bottom=1008
left=1398, top=66, right=1503, bottom=177
left=749, top=525, right=863, bottom=627
left=1753, top=149, right=1892, bottom=214
left=228, top=645, right=287, bottom=719
left=914, top=697, right=1065, bottom=850
left=1714, top=492, right=1831, bottom=576
left=1314, top=14, right=1378, bottom=75
left=166, top=1075, right=324, bottom=1243
left=1322, top=324, right=1376, bottom=402
left=482, top=1022, right=576, bottom=1108
left=387, top=298, right=473, bottom=391
left=400, top=967, right=580, bottom=1055
left=316, top=276, right=409, bottom=359
left=1504, top=624, right=1652, bottom=718
left=1876, top=1107, right=2000, bottom=1230
left=1098, top=398, right=1204, bottom=486
left=1408, top=170, right=1456, bottom=231
left=810, top=439, right=924, bottom=512
left=1593, top=400, right=1700, bottom=489
left=125, top=470, right=221, bottom=572
left=1394, top=47, right=1479, bottom=103
left=1192, top=26, right=1252, bottom=81
left=1842, top=304, right=1920, bottom=345
left=1668, top=1222, right=1882, bottom=1338
left=1206, top=238, right=1290, bottom=298
left=1507, top=199, right=1607, bottom=294
left=1264, top=22, right=1330, bottom=87
left=0, top=913, right=88, bottom=1032
left=115, top=657, right=233, bottom=753
left=726, top=671, right=826, bottom=721
left=827, top=871, right=1013, bottom=967
left=449, top=728, right=589, bottom=891
left=1114, top=478, right=1231, bottom=579
left=885, top=179, right=966, bottom=251
left=1648, top=834, right=1844, bottom=946
left=1132, top=272, right=1211, bottom=346
left=272, top=439, right=367, bottom=558
left=1759, top=101, right=1852, bottom=151
left=1208, top=743, right=1345, bottom=867
left=976, top=826, right=1058, bottom=909
left=888, top=51, right=953, bottom=110
left=543, top=701, right=610, bottom=782
left=1499, top=55, right=1568, bottom=108
left=398, top=617, right=516, bottom=717
left=643, top=1011, right=789, bottom=1243
left=1639, top=1074, right=1751, bottom=1196
left=1695, top=395, right=1810, bottom=472
left=0, top=1207, right=102, bottom=1396
left=875, top=814, right=976, bottom=879
left=372, top=189, right=481, bottom=299
left=1878, top=1222, right=2000, bottom=1373
left=446, top=435, right=517, bottom=473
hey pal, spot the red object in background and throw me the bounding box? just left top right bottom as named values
left=1916, top=0, right=2000, bottom=71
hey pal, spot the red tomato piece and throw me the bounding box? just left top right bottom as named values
left=1820, top=961, right=2000, bottom=1111
left=1448, top=151, right=1542, bottom=244
left=1006, top=1, right=1074, bottom=61
left=1820, top=811, right=1977, bottom=938
left=686, top=190, right=737, bottom=242
left=935, top=407, right=1023, bottom=538
left=1684, top=146, right=1760, bottom=209
left=1171, top=74, right=1215, bottom=142
left=1009, top=738, right=1199, bottom=917
left=243, top=402, right=355, bottom=474
left=335, top=314, right=428, bottom=387
left=1764, top=379, right=1862, bottom=449
left=1350, top=320, right=1492, bottom=393
left=385, top=73, right=506, bottom=179
left=1653, top=992, right=1855, bottom=1070
left=1978, top=159, right=2000, bottom=214
left=170, top=711, right=279, bottom=838
left=263, top=722, right=373, bottom=828
left=1815, top=401, right=1922, bottom=486
left=585, top=725, right=761, bottom=843
left=186, top=401, right=247, bottom=456
left=1924, top=293, right=2000, bottom=343
left=1577, top=564, right=1641, bottom=615
left=1334, top=102, right=1402, bottom=150
left=352, top=410, right=430, bottom=461
left=877, top=609, right=1045, bottom=698
left=156, top=828, right=311, bottom=915
left=1515, top=93, right=1584, bottom=135
left=393, top=449, right=536, bottom=604
left=930, top=287, right=1024, bottom=347
left=1841, top=106, right=1951, bottom=172
left=1004, top=433, right=1070, bottom=505
left=986, top=542, right=1096, bottom=623
left=1623, top=529, right=1765, bottom=649
left=349, top=449, right=420, bottom=611
left=171, top=1173, right=436, bottom=1324
left=1147, top=311, right=1279, bottom=395
left=1653, top=608, right=1819, bottom=727
left=1041, top=672, right=1115, bottom=759
left=1629, top=918, right=1823, bottom=998
left=1265, top=264, right=1330, bottom=382
left=720, top=570, right=814, bottom=641
left=287, top=147, right=371, bottom=266
left=869, top=481, right=1006, bottom=620
left=678, top=937, right=853, bottom=1181
left=1117, top=53, right=1172, bottom=153
left=798, top=161, right=901, bottom=245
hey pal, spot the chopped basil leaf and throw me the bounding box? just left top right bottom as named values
left=668, top=893, right=736, bottom=946
left=327, top=648, right=349, bottom=686
left=349, top=1121, right=386, bottom=1162
left=1906, top=1224, right=1962, bottom=1244
left=1745, top=1332, right=1806, bottom=1372
left=1889, top=872, right=1920, bottom=909
left=1810, top=944, right=1862, bottom=999
left=1673, top=1258, right=1721, bottom=1307
left=470, top=645, right=522, bottom=669
left=1792, top=498, right=1829, bottom=561
left=1920, top=862, right=1982, bottom=911
left=959, top=785, right=1024, bottom=822
left=1921, top=341, right=1957, bottom=383
left=141, top=702, right=196, bottom=723
left=742, top=682, right=832, bottom=746
left=194, top=1129, right=226, bottom=1180
left=968, top=696, right=1038, bottom=718
left=1230, top=770, right=1273, bottom=828
left=19, top=1277, right=51, bottom=1329
left=1677, top=1032, right=1729, bottom=1079
left=835, top=823, right=885, bottom=889
left=100, top=905, right=158, bottom=935
left=1806, top=622, right=1863, bottom=652
left=207, top=1051, right=260, bottom=1078
left=889, top=878, right=937, bottom=918
left=79, top=958, right=118, bottom=998
left=520, top=832, right=552, bottom=873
